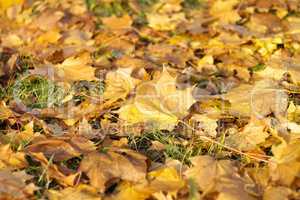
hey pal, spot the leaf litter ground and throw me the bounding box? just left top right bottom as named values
left=0, top=0, right=300, bottom=199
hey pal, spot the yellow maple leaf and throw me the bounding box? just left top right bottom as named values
left=148, top=167, right=185, bottom=195
left=108, top=181, right=152, bottom=200
left=223, top=79, right=288, bottom=118
left=37, top=30, right=61, bottom=44
left=147, top=13, right=185, bottom=31
left=225, top=118, right=269, bottom=151
left=109, top=167, right=184, bottom=200
left=269, top=140, right=300, bottom=186
left=54, top=55, right=97, bottom=82
left=119, top=68, right=195, bottom=130
left=104, top=68, right=141, bottom=101
left=0, top=144, right=27, bottom=169
left=0, top=101, right=14, bottom=120
left=0, top=0, right=23, bottom=11
left=209, top=0, right=241, bottom=24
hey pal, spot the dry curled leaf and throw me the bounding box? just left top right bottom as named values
left=29, top=152, right=80, bottom=187
left=0, top=170, right=36, bottom=200
left=48, top=184, right=101, bottom=200
left=26, top=136, right=96, bottom=162
left=185, top=156, right=256, bottom=200
left=80, top=147, right=147, bottom=192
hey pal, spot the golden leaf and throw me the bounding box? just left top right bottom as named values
left=104, top=67, right=141, bottom=101
left=0, top=144, right=27, bottom=170
left=0, top=101, right=14, bottom=120
left=48, top=184, right=101, bottom=200
left=270, top=140, right=300, bottom=186
left=37, top=30, right=61, bottom=45
left=147, top=13, right=185, bottom=31
left=102, top=14, right=133, bottom=30
left=54, top=55, right=97, bottom=82
left=225, top=119, right=269, bottom=151
left=223, top=79, right=288, bottom=118
left=209, top=0, right=241, bottom=24
left=0, top=0, right=23, bottom=11
left=148, top=167, right=185, bottom=195
left=119, top=68, right=195, bottom=130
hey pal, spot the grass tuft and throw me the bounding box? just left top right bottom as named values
left=11, top=75, right=65, bottom=109
left=128, top=130, right=206, bottom=164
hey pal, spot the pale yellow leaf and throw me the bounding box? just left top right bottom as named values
left=119, top=68, right=195, bottom=130
left=55, top=55, right=97, bottom=82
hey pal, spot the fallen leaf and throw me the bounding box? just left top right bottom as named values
left=30, top=152, right=80, bottom=186
left=107, top=181, right=152, bottom=200
left=148, top=167, right=185, bottom=195
left=263, top=186, right=293, bottom=200
left=37, top=30, right=61, bottom=45
left=147, top=13, right=186, bottom=31
left=0, top=101, right=14, bottom=120
left=0, top=170, right=36, bottom=200
left=48, top=184, right=101, bottom=200
left=209, top=0, right=241, bottom=24
left=0, top=0, right=23, bottom=11
left=223, top=79, right=288, bottom=118
left=7, top=121, right=36, bottom=145
left=1, top=34, right=24, bottom=47
left=225, top=118, right=269, bottom=151
left=103, top=67, right=141, bottom=101
left=26, top=136, right=96, bottom=162
left=102, top=14, right=133, bottom=30
left=185, top=156, right=256, bottom=200
left=119, top=67, right=195, bottom=130
left=190, top=114, right=218, bottom=138
left=0, top=144, right=27, bottom=169
left=80, top=147, right=147, bottom=192
left=269, top=139, right=300, bottom=186
left=54, top=55, right=97, bottom=82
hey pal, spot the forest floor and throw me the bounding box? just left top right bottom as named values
left=0, top=0, right=300, bottom=199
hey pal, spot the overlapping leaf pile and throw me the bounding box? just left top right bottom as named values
left=0, top=0, right=300, bottom=199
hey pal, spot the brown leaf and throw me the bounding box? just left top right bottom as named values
left=48, top=184, right=101, bottom=200
left=0, top=170, right=36, bottom=200
left=80, top=147, right=147, bottom=192
left=26, top=136, right=96, bottom=162
left=185, top=156, right=256, bottom=200
left=30, top=152, right=80, bottom=187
